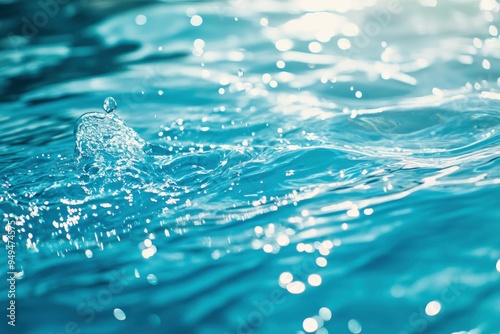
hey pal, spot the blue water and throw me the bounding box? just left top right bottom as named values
left=1, top=1, right=500, bottom=333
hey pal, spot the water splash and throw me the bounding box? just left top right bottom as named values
left=73, top=98, right=166, bottom=193
left=74, top=111, right=146, bottom=164
left=74, top=98, right=176, bottom=170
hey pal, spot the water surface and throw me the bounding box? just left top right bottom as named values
left=1, top=1, right=500, bottom=333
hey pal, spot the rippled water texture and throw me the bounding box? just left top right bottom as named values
left=1, top=0, right=500, bottom=333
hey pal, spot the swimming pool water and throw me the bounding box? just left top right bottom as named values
left=1, top=1, right=499, bottom=333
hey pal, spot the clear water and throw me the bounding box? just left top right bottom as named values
left=1, top=1, right=500, bottom=333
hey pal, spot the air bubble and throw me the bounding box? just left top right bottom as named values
left=103, top=97, right=117, bottom=113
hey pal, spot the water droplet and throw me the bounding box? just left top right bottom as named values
left=348, top=319, right=362, bottom=334
left=238, top=68, right=245, bottom=77
left=147, top=273, right=158, bottom=285
left=113, top=308, right=126, bottom=321
left=319, top=307, right=332, bottom=321
left=103, top=97, right=117, bottom=113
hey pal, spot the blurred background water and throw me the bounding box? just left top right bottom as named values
left=1, top=0, right=500, bottom=333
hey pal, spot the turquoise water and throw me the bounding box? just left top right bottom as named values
left=1, top=1, right=500, bottom=333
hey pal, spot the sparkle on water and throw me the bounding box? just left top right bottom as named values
left=425, top=300, right=442, bottom=316
left=1, top=0, right=500, bottom=333
left=348, top=319, right=363, bottom=334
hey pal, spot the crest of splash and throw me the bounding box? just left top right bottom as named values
left=74, top=112, right=147, bottom=164
left=73, top=97, right=172, bottom=194
left=74, top=96, right=145, bottom=165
